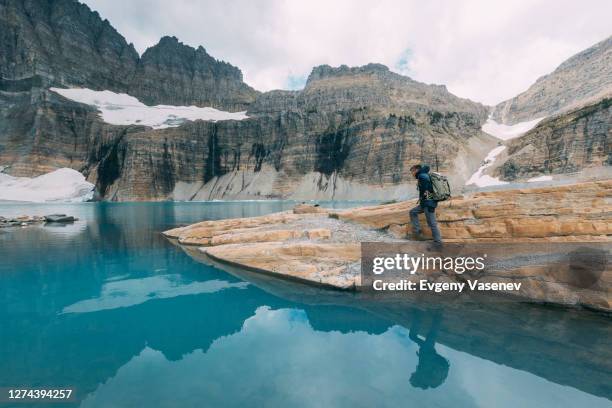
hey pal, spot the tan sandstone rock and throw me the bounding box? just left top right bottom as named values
left=331, top=180, right=612, bottom=242
left=204, top=242, right=361, bottom=289
left=164, top=182, right=612, bottom=311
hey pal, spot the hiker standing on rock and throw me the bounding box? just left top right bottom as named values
left=409, top=164, right=444, bottom=243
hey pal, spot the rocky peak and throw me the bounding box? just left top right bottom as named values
left=306, top=63, right=391, bottom=84
left=0, top=0, right=258, bottom=110
left=129, top=35, right=258, bottom=110
left=0, top=0, right=140, bottom=90
left=140, top=36, right=244, bottom=82
left=250, top=62, right=485, bottom=118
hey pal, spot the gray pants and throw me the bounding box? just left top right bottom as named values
left=409, top=205, right=442, bottom=243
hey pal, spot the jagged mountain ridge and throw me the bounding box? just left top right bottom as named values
left=0, top=0, right=495, bottom=201
left=0, top=0, right=258, bottom=110
left=486, top=37, right=612, bottom=182
left=0, top=61, right=493, bottom=200
left=250, top=63, right=481, bottom=115
left=1, top=0, right=609, bottom=200
left=491, top=36, right=612, bottom=125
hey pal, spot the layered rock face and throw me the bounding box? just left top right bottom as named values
left=336, top=180, right=612, bottom=242
left=0, top=0, right=139, bottom=92
left=129, top=36, right=257, bottom=111
left=0, top=0, right=257, bottom=110
left=494, top=98, right=611, bottom=180
left=0, top=87, right=136, bottom=178
left=100, top=64, right=491, bottom=200
left=0, top=1, right=492, bottom=200
left=483, top=38, right=611, bottom=183
left=1, top=0, right=609, bottom=200
left=491, top=36, right=612, bottom=125
left=164, top=181, right=612, bottom=311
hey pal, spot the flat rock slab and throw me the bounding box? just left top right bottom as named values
left=164, top=181, right=612, bottom=311
left=331, top=180, right=612, bottom=241
left=203, top=242, right=361, bottom=289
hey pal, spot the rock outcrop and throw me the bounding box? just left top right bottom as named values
left=494, top=98, right=611, bottom=180
left=491, top=36, right=612, bottom=125
left=335, top=180, right=612, bottom=241
left=128, top=36, right=258, bottom=111
left=164, top=181, right=612, bottom=311
left=0, top=87, right=136, bottom=178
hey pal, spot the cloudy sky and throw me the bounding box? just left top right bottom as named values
left=83, top=0, right=611, bottom=105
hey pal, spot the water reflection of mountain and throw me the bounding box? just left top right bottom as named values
left=182, top=247, right=612, bottom=400
left=0, top=237, right=394, bottom=404
left=1, top=202, right=610, bottom=405
left=0, top=280, right=400, bottom=404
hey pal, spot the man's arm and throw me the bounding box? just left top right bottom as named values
left=417, top=174, right=432, bottom=200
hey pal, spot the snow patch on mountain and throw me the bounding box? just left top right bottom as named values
left=465, top=146, right=508, bottom=187
left=0, top=168, right=94, bottom=202
left=527, top=175, right=553, bottom=183
left=466, top=115, right=547, bottom=188
left=50, top=88, right=248, bottom=129
left=482, top=117, right=545, bottom=140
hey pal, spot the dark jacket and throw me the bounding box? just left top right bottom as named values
left=415, top=165, right=437, bottom=209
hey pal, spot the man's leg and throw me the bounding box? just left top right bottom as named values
left=409, top=205, right=424, bottom=236
left=425, top=207, right=442, bottom=243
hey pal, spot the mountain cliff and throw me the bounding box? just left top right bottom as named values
left=1, top=0, right=609, bottom=201
left=0, top=0, right=257, bottom=110
left=129, top=36, right=258, bottom=111
left=491, top=36, right=612, bottom=125
left=0, top=0, right=493, bottom=201
left=493, top=98, right=611, bottom=181
left=93, top=63, right=491, bottom=200
left=484, top=38, right=612, bottom=183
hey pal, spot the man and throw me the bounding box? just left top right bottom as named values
left=409, top=164, right=442, bottom=243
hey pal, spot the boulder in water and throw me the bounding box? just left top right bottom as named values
left=44, top=214, right=77, bottom=223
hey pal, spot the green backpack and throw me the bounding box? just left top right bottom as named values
left=429, top=172, right=451, bottom=201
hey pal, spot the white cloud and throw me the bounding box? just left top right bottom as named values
left=83, top=0, right=611, bottom=105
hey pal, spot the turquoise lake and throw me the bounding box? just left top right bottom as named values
left=0, top=202, right=610, bottom=408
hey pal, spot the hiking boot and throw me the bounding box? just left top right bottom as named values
left=427, top=241, right=444, bottom=251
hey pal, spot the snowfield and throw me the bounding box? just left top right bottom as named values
left=50, top=88, right=248, bottom=129
left=482, top=117, right=545, bottom=140
left=466, top=115, right=548, bottom=187
left=465, top=145, right=508, bottom=187
left=527, top=175, right=553, bottom=183
left=0, top=168, right=94, bottom=202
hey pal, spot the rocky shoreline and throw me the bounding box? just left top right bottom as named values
left=0, top=214, right=78, bottom=228
left=164, top=181, right=612, bottom=312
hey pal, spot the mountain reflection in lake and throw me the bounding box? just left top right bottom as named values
left=0, top=202, right=610, bottom=408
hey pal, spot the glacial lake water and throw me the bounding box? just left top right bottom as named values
left=0, top=202, right=611, bottom=408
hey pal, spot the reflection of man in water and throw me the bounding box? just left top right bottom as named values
left=409, top=310, right=449, bottom=389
